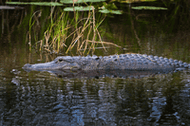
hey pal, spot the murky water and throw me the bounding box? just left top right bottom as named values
left=1, top=68, right=189, bottom=126
left=0, top=38, right=190, bottom=126
left=1, top=9, right=190, bottom=126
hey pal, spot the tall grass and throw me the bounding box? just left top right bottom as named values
left=28, top=5, right=121, bottom=55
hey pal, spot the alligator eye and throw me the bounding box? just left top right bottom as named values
left=55, top=58, right=64, bottom=63
left=58, top=58, right=64, bottom=62
left=95, top=57, right=99, bottom=60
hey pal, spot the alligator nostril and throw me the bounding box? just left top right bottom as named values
left=24, top=64, right=32, bottom=67
left=22, top=64, right=32, bottom=69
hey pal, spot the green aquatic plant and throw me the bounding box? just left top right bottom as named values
left=42, top=11, right=70, bottom=53
left=132, top=6, right=167, bottom=10
left=6, top=2, right=63, bottom=6
left=60, top=0, right=106, bottom=4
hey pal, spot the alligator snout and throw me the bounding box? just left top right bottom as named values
left=22, top=60, right=81, bottom=71
left=23, top=63, right=32, bottom=69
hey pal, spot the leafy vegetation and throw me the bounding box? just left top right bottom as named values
left=6, top=2, right=63, bottom=6
left=132, top=6, right=167, bottom=10
left=60, top=0, right=106, bottom=4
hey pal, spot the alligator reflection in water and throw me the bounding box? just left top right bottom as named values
left=24, top=69, right=173, bottom=79
left=5, top=70, right=189, bottom=125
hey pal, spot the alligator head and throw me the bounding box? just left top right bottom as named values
left=23, top=56, right=81, bottom=71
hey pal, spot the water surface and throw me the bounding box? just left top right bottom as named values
left=0, top=9, right=190, bottom=126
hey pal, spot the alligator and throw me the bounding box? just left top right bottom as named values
left=22, top=53, right=190, bottom=78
